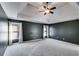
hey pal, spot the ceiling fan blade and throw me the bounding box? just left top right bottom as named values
left=50, top=11, right=54, bottom=14
left=44, top=13, right=46, bottom=15
left=50, top=7, right=56, bottom=10
left=43, top=6, right=47, bottom=9
left=43, top=2, right=49, bottom=9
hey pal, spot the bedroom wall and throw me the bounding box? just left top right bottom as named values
left=49, top=19, right=79, bottom=45
left=0, top=4, right=8, bottom=45
left=22, top=21, right=43, bottom=41
left=0, top=18, right=8, bottom=45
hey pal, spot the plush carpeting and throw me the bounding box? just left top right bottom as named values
left=4, top=38, right=79, bottom=56
left=0, top=45, right=7, bottom=56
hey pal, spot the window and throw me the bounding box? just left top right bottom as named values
left=43, top=25, right=49, bottom=38
left=9, top=24, right=19, bottom=41
left=9, top=22, right=22, bottom=45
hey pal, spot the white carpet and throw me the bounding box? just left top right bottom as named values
left=4, top=38, right=79, bottom=56
left=0, top=45, right=7, bottom=56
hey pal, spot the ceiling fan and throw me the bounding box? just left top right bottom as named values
left=40, top=2, right=56, bottom=15
left=27, top=2, right=56, bottom=15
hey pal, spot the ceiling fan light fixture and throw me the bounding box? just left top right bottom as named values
left=39, top=2, right=56, bottom=15
left=45, top=9, right=50, bottom=13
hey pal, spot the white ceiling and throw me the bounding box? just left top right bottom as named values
left=0, top=2, right=79, bottom=24
left=0, top=4, right=7, bottom=18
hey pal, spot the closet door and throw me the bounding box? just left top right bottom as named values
left=0, top=19, right=8, bottom=45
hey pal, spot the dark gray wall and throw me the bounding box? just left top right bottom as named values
left=49, top=19, right=79, bottom=45
left=8, top=19, right=44, bottom=41
left=22, top=21, right=43, bottom=41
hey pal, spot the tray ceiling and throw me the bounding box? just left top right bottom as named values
left=0, top=2, right=79, bottom=24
